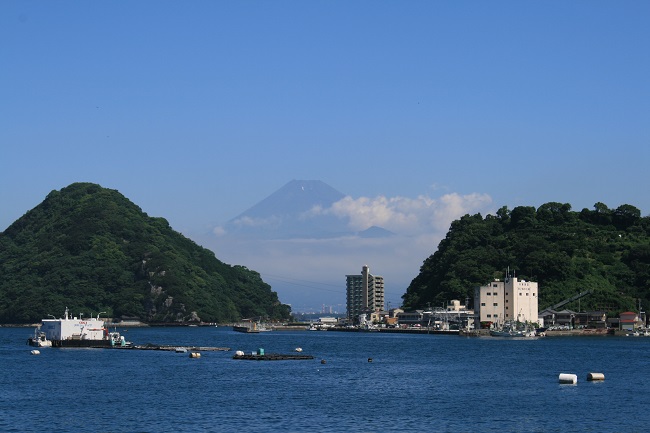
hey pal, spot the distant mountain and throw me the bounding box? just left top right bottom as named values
left=358, top=226, right=395, bottom=238
left=234, top=180, right=345, bottom=219
left=221, top=180, right=393, bottom=239
left=0, top=183, right=291, bottom=324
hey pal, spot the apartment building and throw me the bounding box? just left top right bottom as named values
left=346, top=265, right=384, bottom=323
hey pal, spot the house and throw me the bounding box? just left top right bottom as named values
left=619, top=312, right=641, bottom=331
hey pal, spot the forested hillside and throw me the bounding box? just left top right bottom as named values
left=402, top=202, right=650, bottom=314
left=0, top=183, right=290, bottom=324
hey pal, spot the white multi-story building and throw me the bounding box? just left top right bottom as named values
left=346, top=265, right=384, bottom=323
left=474, top=276, right=539, bottom=325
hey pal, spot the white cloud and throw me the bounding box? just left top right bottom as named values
left=325, top=192, right=493, bottom=235
left=231, top=215, right=282, bottom=228
left=212, top=226, right=227, bottom=237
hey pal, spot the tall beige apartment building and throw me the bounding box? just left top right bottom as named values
left=346, top=265, right=384, bottom=323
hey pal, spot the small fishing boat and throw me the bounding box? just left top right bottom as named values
left=489, top=321, right=536, bottom=338
left=27, top=327, right=52, bottom=347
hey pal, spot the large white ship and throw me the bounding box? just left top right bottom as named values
left=28, top=307, right=129, bottom=348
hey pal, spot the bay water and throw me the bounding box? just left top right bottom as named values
left=1, top=326, right=649, bottom=432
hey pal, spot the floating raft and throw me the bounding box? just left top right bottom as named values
left=233, top=353, right=314, bottom=361
left=113, top=344, right=230, bottom=352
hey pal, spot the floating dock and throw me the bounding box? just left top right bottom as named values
left=233, top=353, right=314, bottom=361
left=108, top=344, right=230, bottom=352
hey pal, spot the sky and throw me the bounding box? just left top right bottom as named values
left=2, top=1, right=649, bottom=312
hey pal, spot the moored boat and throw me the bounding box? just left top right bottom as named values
left=34, top=308, right=131, bottom=348
left=489, top=321, right=536, bottom=338
left=27, top=327, right=52, bottom=347
left=233, top=319, right=272, bottom=333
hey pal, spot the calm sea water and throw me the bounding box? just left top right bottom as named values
left=1, top=326, right=649, bottom=433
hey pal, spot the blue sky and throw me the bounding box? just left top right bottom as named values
left=2, top=1, right=649, bottom=312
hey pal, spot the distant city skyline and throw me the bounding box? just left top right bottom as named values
left=2, top=2, right=649, bottom=311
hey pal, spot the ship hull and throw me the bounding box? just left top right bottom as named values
left=51, top=339, right=115, bottom=348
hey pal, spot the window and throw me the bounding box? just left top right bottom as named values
left=519, top=293, right=522, bottom=296
left=506, top=307, right=509, bottom=310
left=486, top=292, right=491, bottom=296
left=487, top=314, right=492, bottom=318
left=493, top=303, right=498, bottom=306
left=526, top=293, right=529, bottom=296
left=481, top=303, right=485, bottom=306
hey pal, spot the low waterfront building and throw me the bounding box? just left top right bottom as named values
left=396, top=301, right=475, bottom=330
left=574, top=311, right=607, bottom=328
left=540, top=309, right=608, bottom=329
left=396, top=310, right=424, bottom=326
left=317, top=317, right=338, bottom=325
left=539, top=309, right=575, bottom=327
left=619, top=311, right=642, bottom=331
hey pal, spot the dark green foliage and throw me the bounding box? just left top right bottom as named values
left=402, top=203, right=650, bottom=314
left=0, top=183, right=291, bottom=324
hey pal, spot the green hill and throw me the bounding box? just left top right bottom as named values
left=402, top=202, right=650, bottom=314
left=0, top=183, right=290, bottom=324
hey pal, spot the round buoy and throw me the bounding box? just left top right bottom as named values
left=295, top=347, right=303, bottom=352
left=30, top=350, right=40, bottom=355
left=558, top=373, right=577, bottom=384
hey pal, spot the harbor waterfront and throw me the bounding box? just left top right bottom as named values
left=2, top=326, right=650, bottom=432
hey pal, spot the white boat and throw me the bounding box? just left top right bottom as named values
left=626, top=329, right=650, bottom=337
left=27, top=327, right=52, bottom=347
left=33, top=308, right=132, bottom=347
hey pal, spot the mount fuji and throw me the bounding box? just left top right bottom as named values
left=221, top=180, right=393, bottom=239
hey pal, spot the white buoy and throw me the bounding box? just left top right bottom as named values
left=559, top=373, right=577, bottom=384
left=587, top=372, right=605, bottom=381
left=295, top=347, right=303, bottom=352
left=30, top=350, right=40, bottom=355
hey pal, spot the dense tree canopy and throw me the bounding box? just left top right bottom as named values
left=0, top=183, right=291, bottom=324
left=402, top=202, right=650, bottom=315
